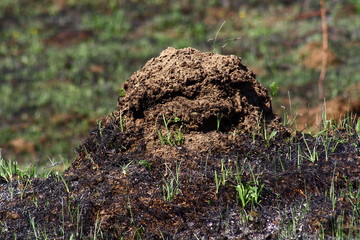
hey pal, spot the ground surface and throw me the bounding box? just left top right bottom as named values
left=0, top=48, right=358, bottom=239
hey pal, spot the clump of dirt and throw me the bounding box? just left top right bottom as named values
left=0, top=47, right=359, bottom=239
left=122, top=47, right=275, bottom=131
left=111, top=47, right=278, bottom=157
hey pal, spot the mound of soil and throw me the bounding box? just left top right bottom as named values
left=122, top=47, right=275, bottom=131
left=103, top=47, right=277, bottom=159
left=0, top=48, right=359, bottom=239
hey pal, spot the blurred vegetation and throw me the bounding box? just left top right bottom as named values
left=0, top=0, right=359, bottom=168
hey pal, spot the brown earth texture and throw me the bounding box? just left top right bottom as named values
left=0, top=47, right=359, bottom=239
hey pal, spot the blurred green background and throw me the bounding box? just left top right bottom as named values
left=1, top=0, right=359, bottom=169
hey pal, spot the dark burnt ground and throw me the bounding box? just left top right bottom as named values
left=0, top=48, right=359, bottom=239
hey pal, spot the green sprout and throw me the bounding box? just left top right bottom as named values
left=162, top=163, right=181, bottom=202
left=269, top=81, right=279, bottom=97
left=235, top=181, right=264, bottom=208
left=214, top=159, right=230, bottom=194
left=355, top=118, right=360, bottom=137
left=119, top=88, right=126, bottom=97
left=158, top=115, right=184, bottom=146
left=139, top=160, right=151, bottom=170
left=119, top=110, right=125, bottom=132
left=263, top=121, right=277, bottom=147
